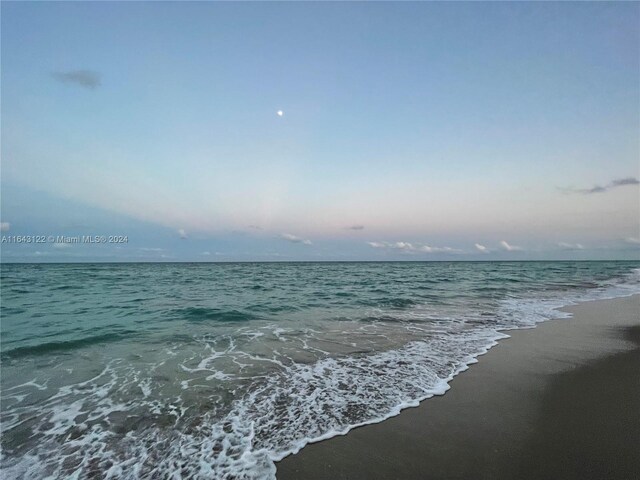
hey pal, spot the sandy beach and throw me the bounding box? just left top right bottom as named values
left=276, top=294, right=640, bottom=480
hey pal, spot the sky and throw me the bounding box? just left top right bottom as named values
left=1, top=2, right=639, bottom=262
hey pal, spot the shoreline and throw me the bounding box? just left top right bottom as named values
left=276, top=294, right=640, bottom=479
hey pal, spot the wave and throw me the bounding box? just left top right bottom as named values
left=357, top=297, right=418, bottom=309
left=173, top=307, right=261, bottom=323
left=1, top=330, right=137, bottom=359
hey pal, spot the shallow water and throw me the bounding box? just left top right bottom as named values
left=1, top=261, right=639, bottom=478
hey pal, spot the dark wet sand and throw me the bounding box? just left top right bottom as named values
left=276, top=295, right=640, bottom=480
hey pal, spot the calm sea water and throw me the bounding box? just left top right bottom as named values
left=1, top=261, right=639, bottom=478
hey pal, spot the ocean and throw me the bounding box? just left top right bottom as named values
left=1, top=261, right=639, bottom=479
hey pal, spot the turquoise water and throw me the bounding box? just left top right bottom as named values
left=1, top=261, right=639, bottom=478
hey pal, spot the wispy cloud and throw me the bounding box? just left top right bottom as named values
left=280, top=233, right=312, bottom=245
left=0, top=222, right=9, bottom=232
left=557, top=242, right=584, bottom=250
left=624, top=237, right=640, bottom=245
left=475, top=243, right=489, bottom=253
left=346, top=225, right=365, bottom=231
left=52, top=70, right=101, bottom=89
left=611, top=178, right=640, bottom=187
left=178, top=229, right=188, bottom=239
left=562, top=177, right=639, bottom=195
left=367, top=241, right=460, bottom=254
left=53, top=242, right=72, bottom=249
left=500, top=240, right=523, bottom=252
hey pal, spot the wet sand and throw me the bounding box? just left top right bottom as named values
left=276, top=295, right=640, bottom=480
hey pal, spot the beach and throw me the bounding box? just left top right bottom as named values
left=2, top=1, right=639, bottom=478
left=276, top=294, right=640, bottom=480
left=1, top=263, right=638, bottom=478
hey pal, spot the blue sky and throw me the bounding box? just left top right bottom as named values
left=1, top=2, right=639, bottom=261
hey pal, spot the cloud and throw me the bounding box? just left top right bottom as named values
left=0, top=222, right=9, bottom=232
left=202, top=251, right=211, bottom=256
left=178, top=229, right=188, bottom=239
left=346, top=225, right=365, bottom=231
left=475, top=243, right=489, bottom=253
left=52, top=70, right=101, bottom=89
left=248, top=225, right=263, bottom=230
left=557, top=242, right=584, bottom=250
left=367, top=241, right=460, bottom=254
left=581, top=186, right=607, bottom=194
left=139, top=247, right=165, bottom=252
left=562, top=177, right=640, bottom=195
left=280, top=233, right=312, bottom=245
left=53, top=242, right=72, bottom=249
left=611, top=177, right=640, bottom=187
left=624, top=237, right=640, bottom=245
left=500, top=240, right=523, bottom=252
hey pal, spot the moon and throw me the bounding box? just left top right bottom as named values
left=277, top=110, right=284, bottom=117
